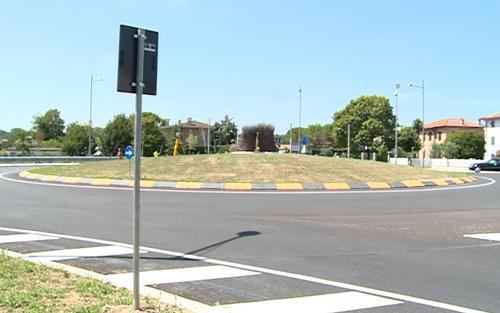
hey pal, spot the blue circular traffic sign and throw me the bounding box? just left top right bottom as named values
left=124, top=145, right=134, bottom=160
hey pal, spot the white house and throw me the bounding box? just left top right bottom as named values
left=480, top=113, right=500, bottom=159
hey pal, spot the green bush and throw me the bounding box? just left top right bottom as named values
left=376, top=145, right=388, bottom=162
left=39, top=139, right=63, bottom=148
left=217, top=145, right=229, bottom=153
left=319, top=147, right=334, bottom=157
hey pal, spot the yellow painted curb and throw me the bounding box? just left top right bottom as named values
left=276, top=183, right=303, bottom=190
left=323, top=183, right=351, bottom=190
left=366, top=182, right=390, bottom=189
left=41, top=175, right=57, bottom=182
left=460, top=177, right=473, bottom=183
left=176, top=182, right=202, bottom=189
left=432, top=179, right=449, bottom=186
left=450, top=178, right=464, bottom=185
left=140, top=180, right=155, bottom=188
left=90, top=179, right=113, bottom=186
left=63, top=177, right=82, bottom=184
left=402, top=180, right=425, bottom=188
left=224, top=183, right=252, bottom=190
left=19, top=171, right=30, bottom=178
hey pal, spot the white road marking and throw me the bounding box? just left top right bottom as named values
left=25, top=245, right=137, bottom=261
left=219, top=291, right=402, bottom=313
left=0, top=226, right=489, bottom=313
left=107, top=265, right=260, bottom=287
left=464, top=233, right=500, bottom=242
left=0, top=233, right=58, bottom=244
left=0, top=170, right=495, bottom=195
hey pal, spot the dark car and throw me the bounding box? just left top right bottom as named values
left=469, top=158, right=500, bottom=173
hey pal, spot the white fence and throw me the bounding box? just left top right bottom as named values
left=389, top=157, right=482, bottom=171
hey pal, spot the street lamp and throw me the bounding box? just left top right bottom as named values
left=409, top=80, right=424, bottom=167
left=89, top=74, right=103, bottom=156
left=394, top=83, right=400, bottom=164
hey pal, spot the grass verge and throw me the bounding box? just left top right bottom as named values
left=29, top=153, right=466, bottom=183
left=0, top=253, right=182, bottom=313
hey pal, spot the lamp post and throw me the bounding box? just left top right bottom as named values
left=409, top=80, right=424, bottom=167
left=394, top=83, right=400, bottom=164
left=89, top=74, right=103, bottom=156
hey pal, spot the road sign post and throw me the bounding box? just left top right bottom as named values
left=117, top=25, right=158, bottom=310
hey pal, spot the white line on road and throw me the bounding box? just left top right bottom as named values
left=464, top=233, right=500, bottom=242
left=0, top=234, right=59, bottom=244
left=25, top=245, right=139, bottom=261
left=0, top=226, right=488, bottom=313
left=107, top=265, right=260, bottom=288
left=219, top=291, right=403, bottom=313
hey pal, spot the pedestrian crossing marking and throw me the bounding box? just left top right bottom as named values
left=106, top=265, right=260, bottom=287
left=0, top=234, right=59, bottom=244
left=218, top=291, right=403, bottom=313
left=25, top=245, right=139, bottom=261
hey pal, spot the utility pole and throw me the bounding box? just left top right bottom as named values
left=347, top=124, right=351, bottom=158
left=88, top=75, right=102, bottom=156
left=394, top=83, right=400, bottom=165
left=207, top=118, right=211, bottom=155
left=409, top=80, right=425, bottom=167
left=298, top=85, right=302, bottom=154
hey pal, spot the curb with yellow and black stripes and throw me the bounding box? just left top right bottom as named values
left=18, top=170, right=477, bottom=191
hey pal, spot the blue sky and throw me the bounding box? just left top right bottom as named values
left=1, top=0, right=499, bottom=134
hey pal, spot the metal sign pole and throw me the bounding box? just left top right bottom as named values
left=133, top=27, right=145, bottom=311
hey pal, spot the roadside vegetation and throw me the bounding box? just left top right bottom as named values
left=0, top=253, right=181, bottom=313
left=29, top=153, right=465, bottom=183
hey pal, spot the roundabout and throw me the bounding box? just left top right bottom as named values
left=1, top=166, right=499, bottom=313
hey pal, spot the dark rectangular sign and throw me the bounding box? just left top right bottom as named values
left=117, top=25, right=159, bottom=95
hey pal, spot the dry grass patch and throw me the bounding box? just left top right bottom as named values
left=29, top=153, right=465, bottom=184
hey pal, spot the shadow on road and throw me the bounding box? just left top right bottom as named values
left=104, top=230, right=261, bottom=261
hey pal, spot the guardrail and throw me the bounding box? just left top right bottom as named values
left=0, top=156, right=117, bottom=163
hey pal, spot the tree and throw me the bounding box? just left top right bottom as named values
left=332, top=95, right=395, bottom=157
left=399, top=126, right=421, bottom=156
left=33, top=109, right=65, bottom=141
left=62, top=123, right=89, bottom=156
left=213, top=115, right=237, bottom=145
left=141, top=112, right=166, bottom=156
left=412, top=119, right=423, bottom=134
left=307, top=124, right=325, bottom=149
left=100, top=114, right=133, bottom=156
left=445, top=130, right=485, bottom=159
left=431, top=143, right=443, bottom=158
left=185, top=132, right=198, bottom=154
left=9, top=128, right=30, bottom=143
left=281, top=127, right=302, bottom=145
left=443, top=142, right=460, bottom=159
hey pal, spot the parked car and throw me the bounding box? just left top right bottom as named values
left=469, top=158, right=500, bottom=173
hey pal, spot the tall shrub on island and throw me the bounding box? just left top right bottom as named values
left=240, top=124, right=278, bottom=152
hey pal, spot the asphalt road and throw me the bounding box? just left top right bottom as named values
left=1, top=167, right=499, bottom=312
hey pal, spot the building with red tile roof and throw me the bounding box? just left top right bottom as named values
left=419, top=118, right=484, bottom=159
